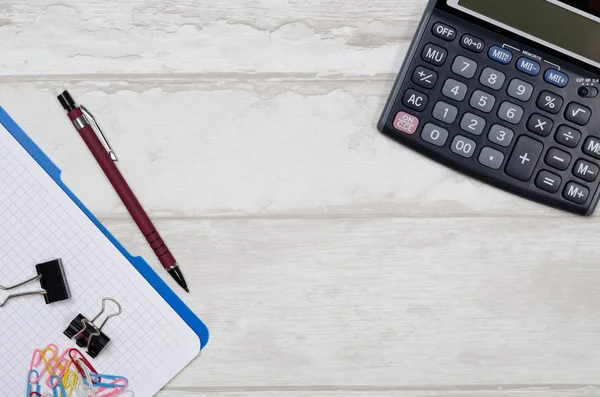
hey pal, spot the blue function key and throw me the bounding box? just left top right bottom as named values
left=544, top=69, right=569, bottom=88
left=516, top=57, right=541, bottom=76
left=488, top=45, right=513, bottom=65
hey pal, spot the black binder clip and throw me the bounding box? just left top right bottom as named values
left=0, top=259, right=70, bottom=307
left=64, top=298, right=122, bottom=358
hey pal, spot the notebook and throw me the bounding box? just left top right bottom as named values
left=0, top=107, right=208, bottom=395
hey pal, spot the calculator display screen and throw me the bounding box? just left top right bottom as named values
left=446, top=0, right=600, bottom=68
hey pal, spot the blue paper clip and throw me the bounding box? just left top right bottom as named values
left=91, top=373, right=128, bottom=389
left=49, top=375, right=67, bottom=397
left=26, top=369, right=41, bottom=397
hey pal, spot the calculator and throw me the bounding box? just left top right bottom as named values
left=378, top=0, right=600, bottom=215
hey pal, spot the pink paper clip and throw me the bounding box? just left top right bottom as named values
left=96, top=376, right=129, bottom=397
left=30, top=344, right=59, bottom=384
left=28, top=349, right=42, bottom=372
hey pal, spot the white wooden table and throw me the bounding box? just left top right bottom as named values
left=2, top=1, right=600, bottom=396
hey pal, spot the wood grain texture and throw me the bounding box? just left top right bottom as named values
left=102, top=218, right=600, bottom=390
left=0, top=0, right=425, bottom=76
left=0, top=81, right=551, bottom=218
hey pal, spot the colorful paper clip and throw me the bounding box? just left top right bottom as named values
left=27, top=369, right=41, bottom=397
left=25, top=344, right=133, bottom=397
left=49, top=375, right=67, bottom=397
left=64, top=298, right=122, bottom=358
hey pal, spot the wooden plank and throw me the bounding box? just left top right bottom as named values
left=100, top=217, right=600, bottom=389
left=0, top=0, right=426, bottom=76
left=156, top=390, right=600, bottom=397
left=0, top=80, right=552, bottom=218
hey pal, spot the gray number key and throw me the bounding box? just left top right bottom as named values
left=432, top=101, right=458, bottom=124
left=507, top=78, right=534, bottom=101
left=470, top=90, right=496, bottom=113
left=497, top=101, right=524, bottom=124
left=478, top=147, right=505, bottom=170
left=488, top=124, right=514, bottom=147
left=442, top=78, right=468, bottom=101
left=451, top=135, right=477, bottom=158
left=421, top=123, right=449, bottom=147
left=452, top=56, right=478, bottom=79
left=479, top=67, right=506, bottom=91
left=460, top=112, right=486, bottom=135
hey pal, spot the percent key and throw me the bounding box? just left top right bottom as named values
left=537, top=91, right=563, bottom=114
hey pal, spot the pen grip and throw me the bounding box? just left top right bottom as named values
left=68, top=108, right=177, bottom=270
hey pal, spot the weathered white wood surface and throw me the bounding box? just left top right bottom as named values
left=3, top=0, right=600, bottom=396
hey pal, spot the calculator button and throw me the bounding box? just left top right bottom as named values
left=451, top=135, right=477, bottom=158
left=563, top=182, right=589, bottom=204
left=488, top=45, right=513, bottom=65
left=432, top=22, right=457, bottom=41
left=412, top=66, right=438, bottom=89
left=452, top=56, right=478, bottom=79
left=516, top=57, right=541, bottom=76
left=421, top=123, right=449, bottom=147
left=393, top=111, right=420, bottom=135
left=544, top=68, right=569, bottom=88
left=442, top=78, right=468, bottom=101
left=527, top=114, right=553, bottom=137
left=507, top=79, right=534, bottom=102
left=422, top=43, right=448, bottom=66
left=583, top=136, right=600, bottom=159
left=403, top=89, right=428, bottom=112
left=545, top=148, right=571, bottom=171
left=479, top=67, right=506, bottom=90
left=573, top=159, right=599, bottom=182
left=432, top=101, right=458, bottom=124
left=497, top=101, right=524, bottom=125
left=505, top=136, right=543, bottom=182
left=460, top=112, right=486, bottom=135
left=555, top=125, right=581, bottom=148
left=564, top=102, right=592, bottom=126
left=478, top=147, right=504, bottom=170
left=535, top=171, right=562, bottom=193
left=470, top=90, right=496, bottom=113
left=537, top=91, right=563, bottom=114
left=460, top=34, right=485, bottom=53
left=488, top=124, right=514, bottom=147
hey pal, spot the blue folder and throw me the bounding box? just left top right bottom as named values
left=0, top=106, right=209, bottom=349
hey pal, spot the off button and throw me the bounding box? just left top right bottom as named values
left=432, top=22, right=456, bottom=41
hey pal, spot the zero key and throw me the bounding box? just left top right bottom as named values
left=505, top=136, right=544, bottom=181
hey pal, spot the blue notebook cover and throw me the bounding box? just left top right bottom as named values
left=0, top=105, right=209, bottom=349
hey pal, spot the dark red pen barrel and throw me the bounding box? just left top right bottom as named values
left=67, top=108, right=176, bottom=270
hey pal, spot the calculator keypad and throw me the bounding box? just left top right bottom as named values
left=380, top=9, right=600, bottom=215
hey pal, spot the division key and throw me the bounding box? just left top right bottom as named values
left=505, top=136, right=543, bottom=181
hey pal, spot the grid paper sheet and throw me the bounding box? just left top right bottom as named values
left=0, top=123, right=200, bottom=396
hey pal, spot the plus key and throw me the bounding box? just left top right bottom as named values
left=505, top=136, right=544, bottom=181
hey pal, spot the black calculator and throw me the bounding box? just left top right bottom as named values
left=378, top=0, right=600, bottom=215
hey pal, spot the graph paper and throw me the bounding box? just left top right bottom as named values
left=0, top=123, right=200, bottom=396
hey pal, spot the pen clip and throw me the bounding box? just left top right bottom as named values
left=80, top=105, right=118, bottom=162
